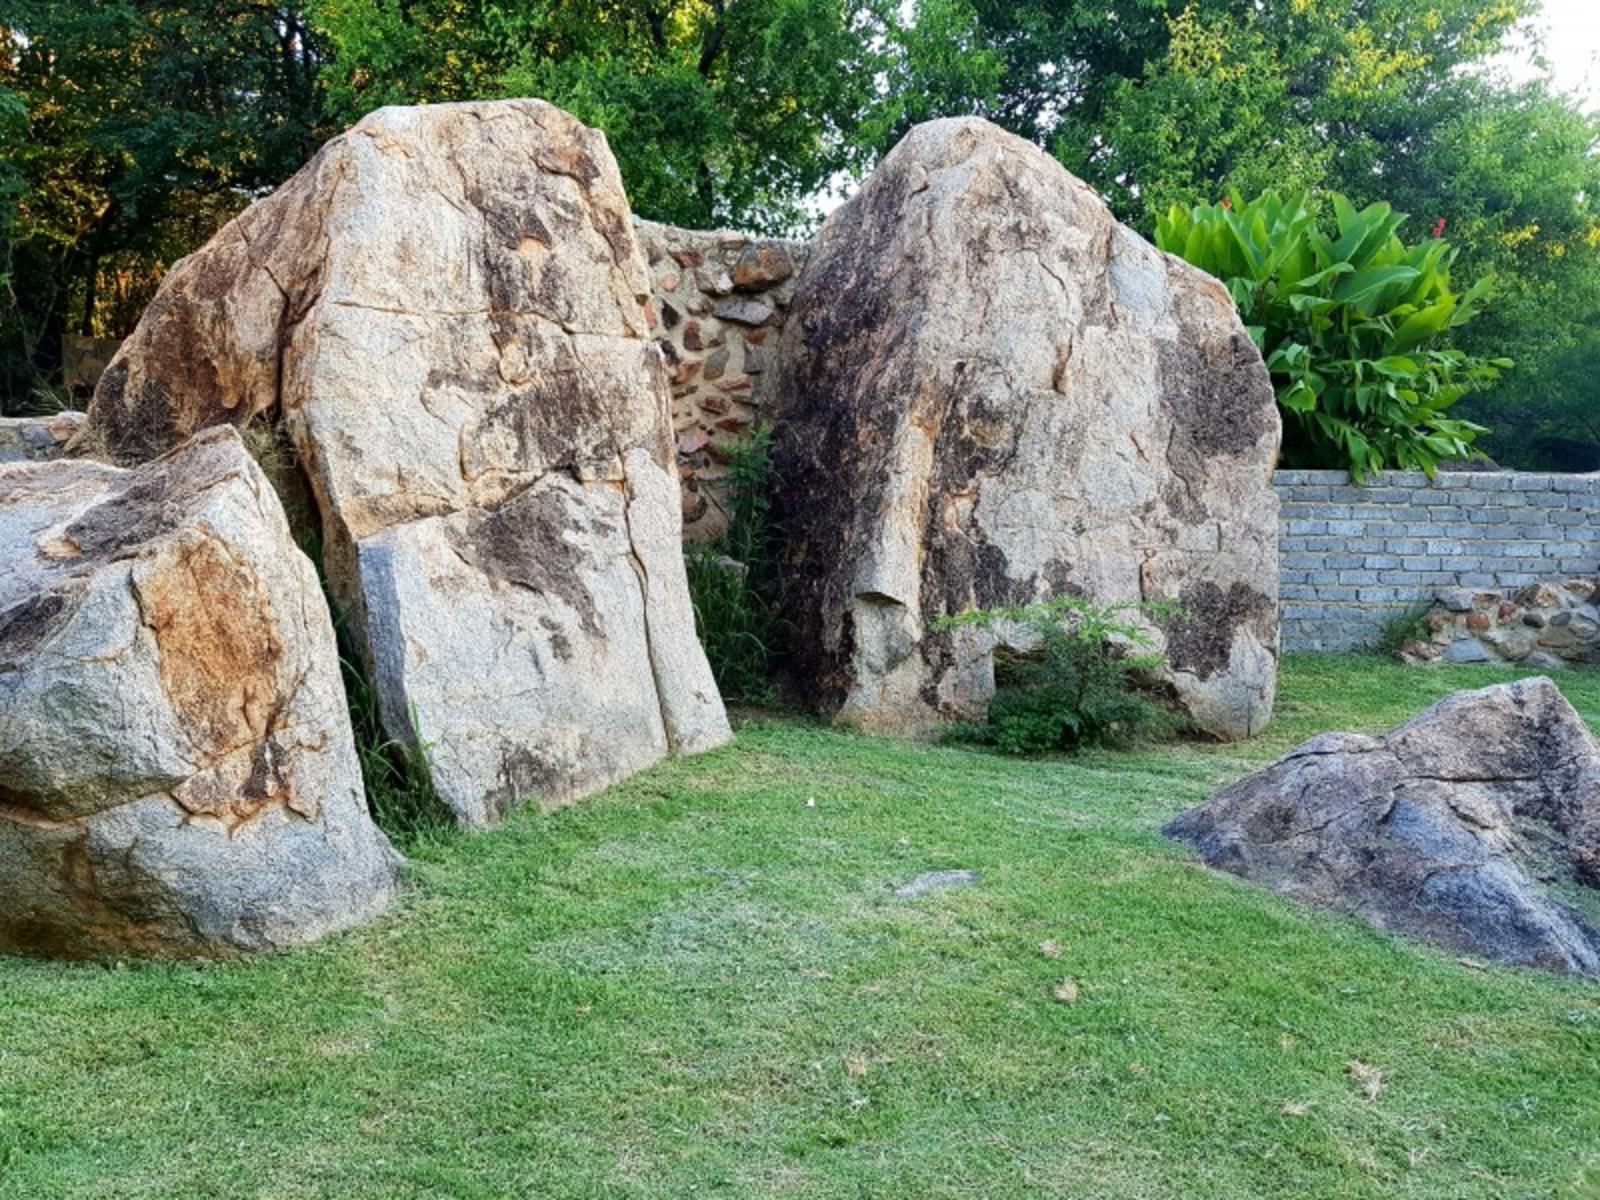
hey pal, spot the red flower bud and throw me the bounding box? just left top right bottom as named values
left=1431, top=217, right=1447, bottom=238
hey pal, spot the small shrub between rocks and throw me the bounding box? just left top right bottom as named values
left=937, top=597, right=1184, bottom=755
left=685, top=428, right=785, bottom=704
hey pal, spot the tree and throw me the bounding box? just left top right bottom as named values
left=311, top=0, right=891, bottom=232
left=0, top=4, right=326, bottom=412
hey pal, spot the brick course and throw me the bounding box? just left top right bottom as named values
left=1274, top=470, right=1600, bottom=651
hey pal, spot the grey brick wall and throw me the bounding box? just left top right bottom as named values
left=1275, top=469, right=1600, bottom=651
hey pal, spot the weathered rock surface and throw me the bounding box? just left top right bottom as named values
left=1165, top=678, right=1600, bottom=975
left=768, top=118, right=1281, bottom=741
left=0, top=427, right=401, bottom=958
left=0, top=411, right=84, bottom=463
left=80, top=100, right=731, bottom=826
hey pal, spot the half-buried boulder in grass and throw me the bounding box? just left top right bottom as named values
left=1164, top=677, right=1600, bottom=975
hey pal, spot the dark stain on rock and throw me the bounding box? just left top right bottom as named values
left=538, top=616, right=575, bottom=662
left=460, top=486, right=602, bottom=638
left=1041, top=559, right=1084, bottom=599
left=491, top=743, right=565, bottom=820
left=92, top=365, right=183, bottom=465
left=768, top=160, right=929, bottom=714
left=1157, top=336, right=1274, bottom=458
left=466, top=343, right=616, bottom=475
left=918, top=369, right=1028, bottom=635
left=1164, top=580, right=1274, bottom=681
left=425, top=366, right=496, bottom=396
left=242, top=738, right=289, bottom=804
left=0, top=588, right=79, bottom=662
left=65, top=472, right=180, bottom=559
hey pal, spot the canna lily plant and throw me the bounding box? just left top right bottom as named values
left=1156, top=189, right=1510, bottom=480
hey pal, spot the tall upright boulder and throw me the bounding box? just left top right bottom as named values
left=769, top=118, right=1281, bottom=740
left=80, top=100, right=731, bottom=826
left=0, top=428, right=401, bottom=957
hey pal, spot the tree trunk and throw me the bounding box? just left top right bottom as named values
left=79, top=253, right=99, bottom=336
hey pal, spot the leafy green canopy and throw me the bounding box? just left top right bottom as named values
left=0, top=4, right=325, bottom=411
left=312, top=0, right=889, bottom=232
left=4, top=0, right=1596, bottom=466
left=1158, top=189, right=1506, bottom=477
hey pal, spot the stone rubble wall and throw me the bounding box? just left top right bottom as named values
left=635, top=219, right=809, bottom=540
left=1406, top=581, right=1599, bottom=668
left=1276, top=468, right=1600, bottom=651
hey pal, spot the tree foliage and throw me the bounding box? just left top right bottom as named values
left=312, top=0, right=889, bottom=232
left=0, top=3, right=326, bottom=411
left=898, top=0, right=1596, bottom=470
left=1, top=0, right=1596, bottom=463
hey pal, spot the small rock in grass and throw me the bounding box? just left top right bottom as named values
left=1443, top=639, right=1493, bottom=664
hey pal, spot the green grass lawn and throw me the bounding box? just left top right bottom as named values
left=3, top=656, right=1599, bottom=1199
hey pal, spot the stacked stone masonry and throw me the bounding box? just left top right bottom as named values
left=1276, top=468, right=1600, bottom=651
left=635, top=218, right=808, bottom=540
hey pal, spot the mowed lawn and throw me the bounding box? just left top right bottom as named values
left=3, top=657, right=1599, bottom=1199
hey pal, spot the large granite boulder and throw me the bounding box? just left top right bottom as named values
left=1165, top=678, right=1600, bottom=975
left=79, top=100, right=731, bottom=827
left=0, top=427, right=401, bottom=958
left=768, top=118, right=1280, bottom=741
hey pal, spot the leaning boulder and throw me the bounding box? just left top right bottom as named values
left=768, top=118, right=1280, bottom=740
left=80, top=100, right=731, bottom=826
left=1164, top=678, right=1600, bottom=975
left=0, top=427, right=401, bottom=958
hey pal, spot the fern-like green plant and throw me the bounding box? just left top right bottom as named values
left=936, top=596, right=1185, bottom=755
left=1156, top=189, right=1510, bottom=479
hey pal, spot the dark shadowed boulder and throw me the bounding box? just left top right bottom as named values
left=1164, top=678, right=1600, bottom=975
left=768, top=118, right=1280, bottom=741
left=0, top=428, right=401, bottom=957
left=79, top=100, right=730, bottom=827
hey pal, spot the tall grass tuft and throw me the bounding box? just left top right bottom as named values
left=1373, top=597, right=1436, bottom=660
left=685, top=428, right=784, bottom=704
left=246, top=418, right=455, bottom=848
left=333, top=614, right=456, bottom=849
